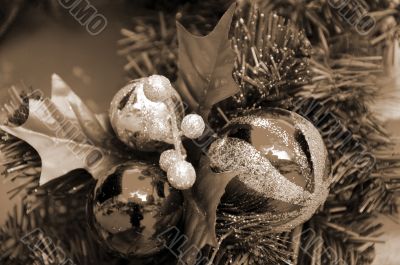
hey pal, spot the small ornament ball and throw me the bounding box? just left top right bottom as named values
left=143, top=75, right=172, bottom=102
left=181, top=114, right=205, bottom=139
left=88, top=161, right=183, bottom=257
left=159, top=149, right=181, bottom=172
left=167, top=160, right=196, bottom=190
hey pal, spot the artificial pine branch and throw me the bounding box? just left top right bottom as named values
left=0, top=89, right=117, bottom=265
left=254, top=0, right=400, bottom=66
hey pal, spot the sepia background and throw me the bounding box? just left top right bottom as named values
left=0, top=1, right=399, bottom=264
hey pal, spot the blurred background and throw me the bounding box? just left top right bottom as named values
left=0, top=0, right=136, bottom=231
left=0, top=1, right=399, bottom=264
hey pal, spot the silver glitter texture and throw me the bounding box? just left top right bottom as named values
left=181, top=114, right=205, bottom=139
left=143, top=75, right=172, bottom=102
left=209, top=137, right=310, bottom=204
left=159, top=149, right=181, bottom=171
left=167, top=160, right=196, bottom=190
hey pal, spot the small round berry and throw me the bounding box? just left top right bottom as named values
left=167, top=161, right=196, bottom=190
left=159, top=149, right=181, bottom=172
left=181, top=114, right=205, bottom=139
left=143, top=75, right=172, bottom=102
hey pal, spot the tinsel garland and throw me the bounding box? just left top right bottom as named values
left=0, top=1, right=399, bottom=265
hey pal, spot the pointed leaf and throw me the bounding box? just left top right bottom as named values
left=176, top=3, right=239, bottom=119
left=180, top=157, right=238, bottom=264
left=0, top=74, right=131, bottom=185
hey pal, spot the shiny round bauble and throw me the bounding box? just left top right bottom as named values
left=167, top=160, right=196, bottom=190
left=109, top=78, right=184, bottom=152
left=181, top=114, right=205, bottom=139
left=88, top=161, right=183, bottom=257
left=208, top=108, right=331, bottom=233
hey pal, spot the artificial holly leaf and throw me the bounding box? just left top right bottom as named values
left=176, top=3, right=240, bottom=119
left=180, top=157, right=238, bottom=265
left=0, top=74, right=130, bottom=185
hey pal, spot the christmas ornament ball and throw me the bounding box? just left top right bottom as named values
left=88, top=161, right=183, bottom=257
left=109, top=78, right=184, bottom=152
left=208, top=108, right=331, bottom=233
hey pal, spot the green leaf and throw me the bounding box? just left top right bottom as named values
left=180, top=157, right=238, bottom=264
left=176, top=3, right=239, bottom=119
left=0, top=74, right=131, bottom=185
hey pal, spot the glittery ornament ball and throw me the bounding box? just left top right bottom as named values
left=208, top=108, right=331, bottom=233
left=167, top=160, right=196, bottom=190
left=181, top=114, right=205, bottom=139
left=143, top=75, right=172, bottom=102
left=159, top=149, right=181, bottom=172
left=88, top=161, right=183, bottom=257
left=109, top=78, right=184, bottom=152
